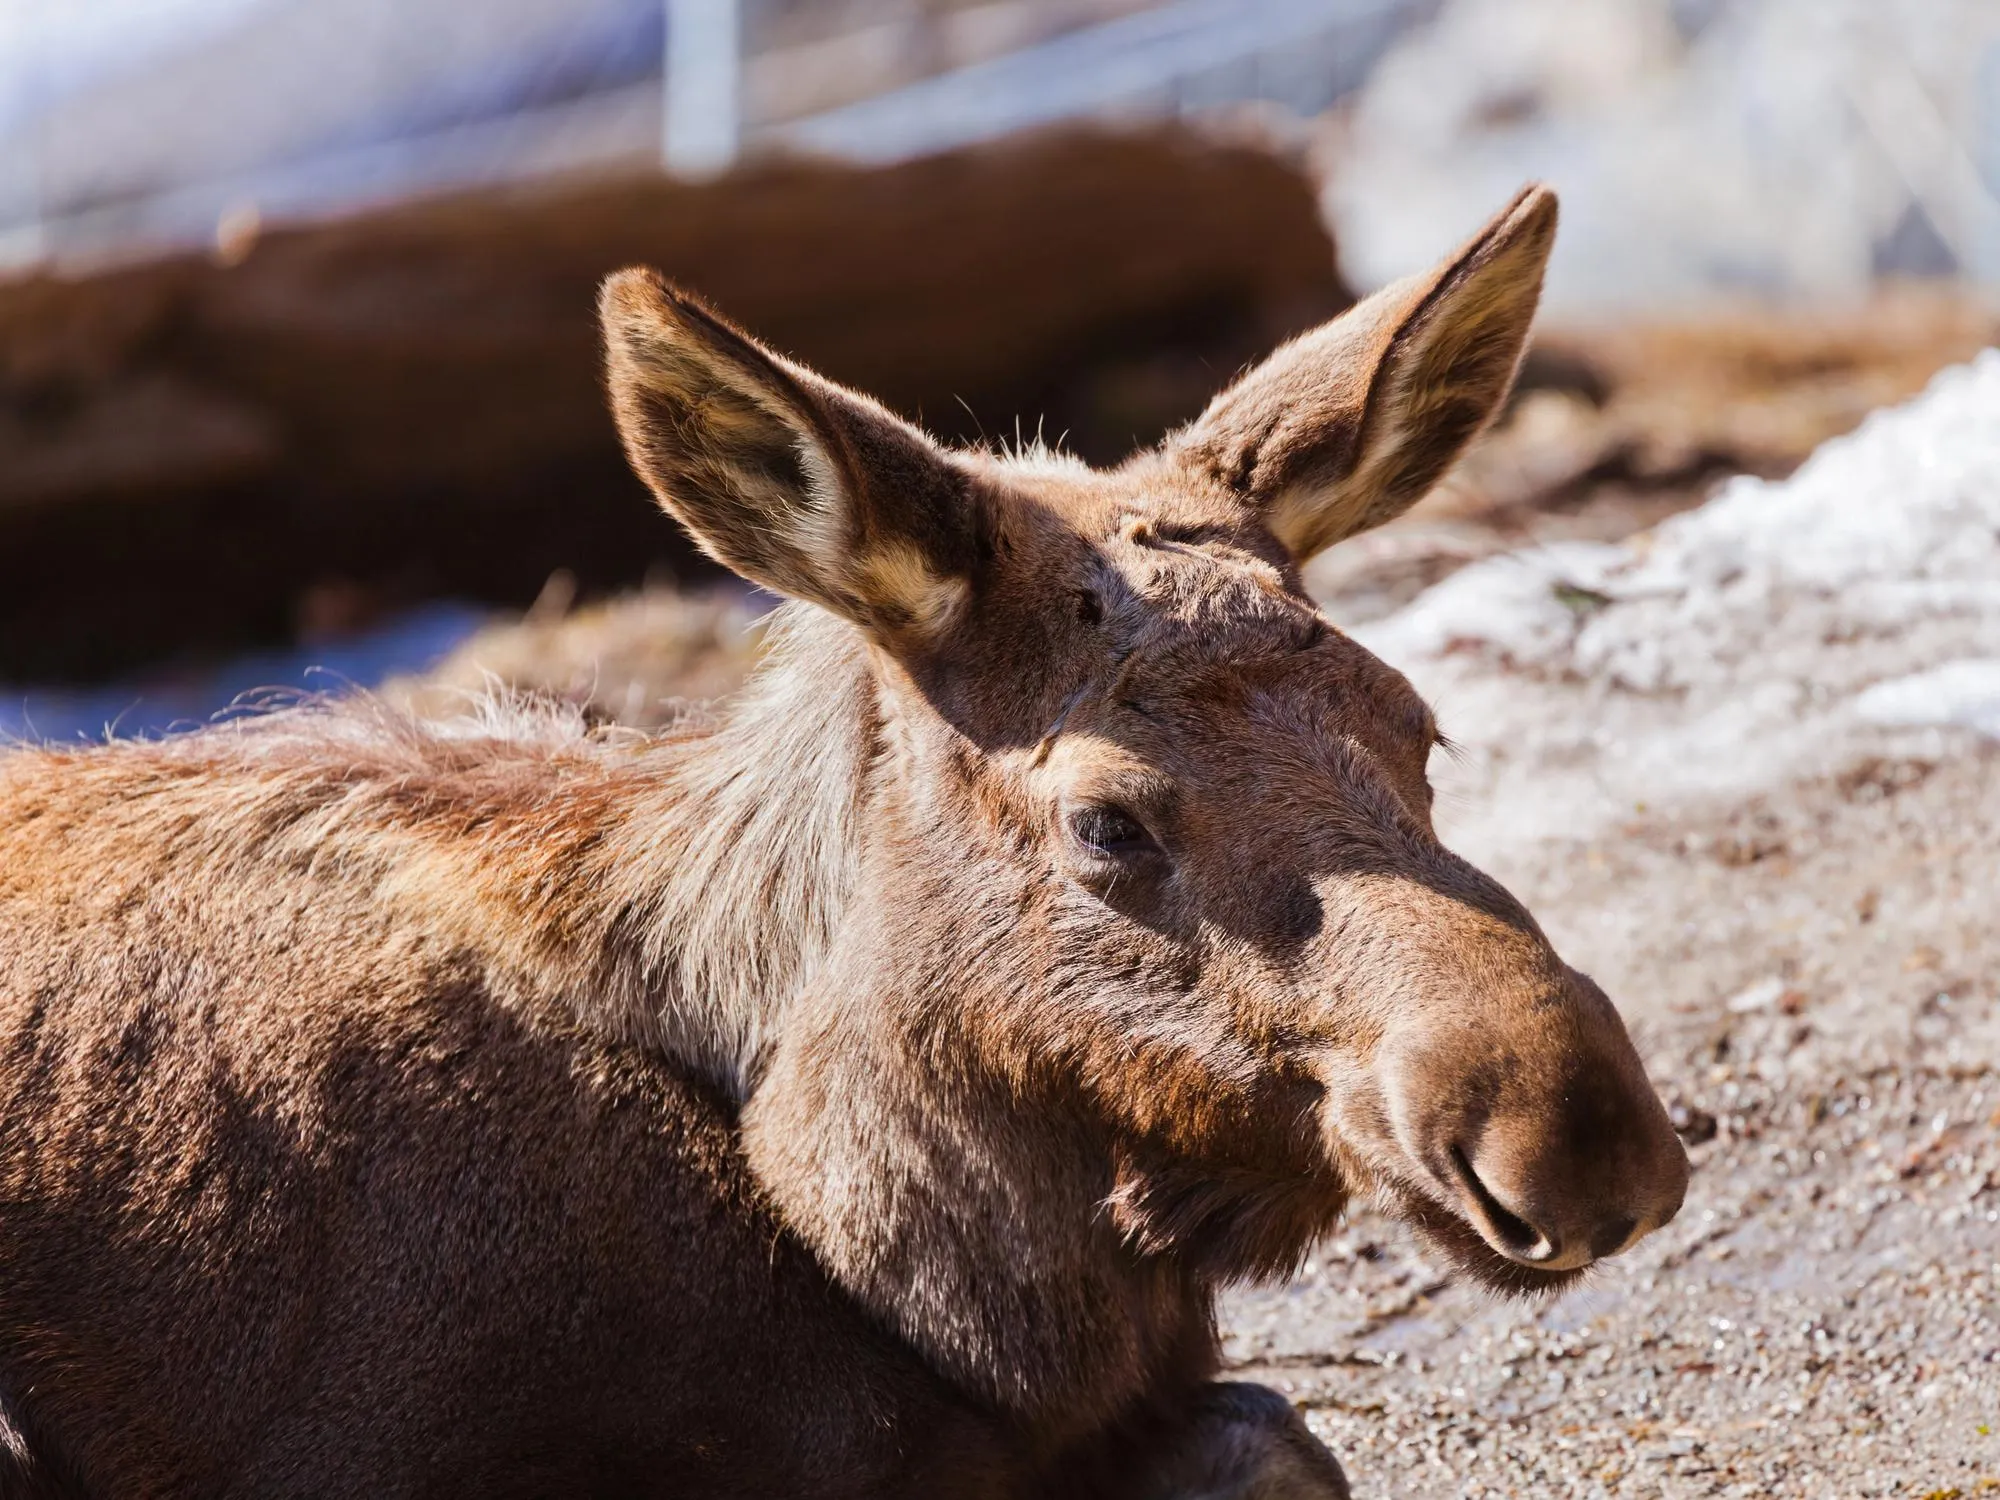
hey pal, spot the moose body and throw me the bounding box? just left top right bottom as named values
left=0, top=186, right=1686, bottom=1498
left=0, top=676, right=1152, bottom=1497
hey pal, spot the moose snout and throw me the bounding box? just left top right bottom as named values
left=1443, top=1106, right=1686, bottom=1274
left=1394, top=984, right=1690, bottom=1277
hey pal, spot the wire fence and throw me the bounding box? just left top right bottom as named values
left=0, top=0, right=1426, bottom=270
left=1, top=0, right=1995, bottom=298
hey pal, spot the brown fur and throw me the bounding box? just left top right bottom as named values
left=0, top=185, right=1683, bottom=1498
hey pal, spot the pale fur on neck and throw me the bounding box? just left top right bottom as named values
left=596, top=603, right=874, bottom=1096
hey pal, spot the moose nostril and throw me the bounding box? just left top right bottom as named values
left=1448, top=1144, right=1556, bottom=1262
left=1590, top=1215, right=1639, bottom=1261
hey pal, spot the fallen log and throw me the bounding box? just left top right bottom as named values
left=0, top=125, right=1348, bottom=679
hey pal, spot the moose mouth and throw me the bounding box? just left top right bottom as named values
left=1314, top=1100, right=1590, bottom=1297
left=1379, top=1177, right=1589, bottom=1299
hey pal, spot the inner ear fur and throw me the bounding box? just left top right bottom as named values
left=1170, top=184, right=1558, bottom=563
left=601, top=268, right=976, bottom=636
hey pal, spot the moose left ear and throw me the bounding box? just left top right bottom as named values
left=601, top=269, right=979, bottom=641
left=1170, top=185, right=1557, bottom=563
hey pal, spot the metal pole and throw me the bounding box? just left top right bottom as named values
left=663, top=0, right=742, bottom=177
left=0, top=6, right=50, bottom=268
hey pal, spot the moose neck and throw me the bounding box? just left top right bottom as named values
left=598, top=605, right=876, bottom=1098
left=740, top=985, right=1219, bottom=1444
left=602, top=606, right=1218, bottom=1437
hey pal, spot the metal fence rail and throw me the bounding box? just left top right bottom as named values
left=0, top=0, right=1423, bottom=270
left=775, top=0, right=1426, bottom=163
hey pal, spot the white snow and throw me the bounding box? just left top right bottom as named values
left=1854, top=659, right=2000, bottom=738
left=1324, top=0, right=2000, bottom=309
left=1347, top=349, right=2000, bottom=860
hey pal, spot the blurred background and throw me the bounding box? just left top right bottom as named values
left=6, top=7, right=2000, bottom=1492
left=1, top=0, right=1996, bottom=731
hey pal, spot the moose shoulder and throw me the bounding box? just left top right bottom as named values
left=0, top=184, right=1685, bottom=1498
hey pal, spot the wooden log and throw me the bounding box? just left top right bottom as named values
left=0, top=125, right=1347, bottom=679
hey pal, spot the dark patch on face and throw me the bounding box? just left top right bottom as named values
left=1105, top=1071, right=1347, bottom=1280
left=1590, top=1215, right=1638, bottom=1261
left=970, top=510, right=1002, bottom=570
left=1277, top=880, right=1324, bottom=947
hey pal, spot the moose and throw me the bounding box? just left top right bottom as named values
left=0, top=184, right=1686, bottom=1497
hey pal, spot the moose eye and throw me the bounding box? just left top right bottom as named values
left=1068, top=805, right=1156, bottom=859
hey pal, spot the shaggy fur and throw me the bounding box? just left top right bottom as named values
left=0, top=185, right=1684, bottom=1498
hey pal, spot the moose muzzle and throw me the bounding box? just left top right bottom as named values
left=1391, top=964, right=1689, bottom=1276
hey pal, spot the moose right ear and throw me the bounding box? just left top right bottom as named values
left=600, top=270, right=977, bottom=639
left=1170, top=185, right=1557, bottom=563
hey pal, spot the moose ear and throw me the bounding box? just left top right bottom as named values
left=1170, top=185, right=1557, bottom=563
left=601, top=269, right=975, bottom=637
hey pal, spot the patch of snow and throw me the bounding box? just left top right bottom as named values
left=1347, top=349, right=2000, bottom=860
left=0, top=601, right=487, bottom=744
left=1854, top=659, right=2000, bottom=738
left=1725, top=976, right=1787, bottom=1013
left=0, top=0, right=278, bottom=130
left=1325, top=0, right=2000, bottom=309
left=1351, top=541, right=1628, bottom=667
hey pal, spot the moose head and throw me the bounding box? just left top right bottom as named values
left=599, top=184, right=1687, bottom=1426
